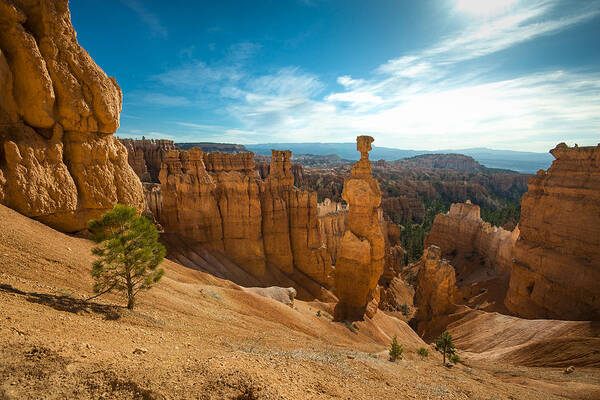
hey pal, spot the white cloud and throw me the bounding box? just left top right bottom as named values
left=135, top=0, right=600, bottom=151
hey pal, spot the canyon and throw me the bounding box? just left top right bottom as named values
left=0, top=1, right=599, bottom=398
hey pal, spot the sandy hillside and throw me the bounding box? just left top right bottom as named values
left=1, top=204, right=599, bottom=400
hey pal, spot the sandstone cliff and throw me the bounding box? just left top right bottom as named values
left=0, top=0, right=143, bottom=231
left=334, top=136, right=385, bottom=320
left=158, top=148, right=333, bottom=287
left=316, top=199, right=347, bottom=266
left=121, top=138, right=176, bottom=182
left=505, top=143, right=600, bottom=320
left=412, top=245, right=457, bottom=336
left=426, top=201, right=517, bottom=277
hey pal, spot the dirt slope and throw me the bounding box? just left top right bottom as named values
left=447, top=308, right=600, bottom=367
left=1, top=204, right=599, bottom=399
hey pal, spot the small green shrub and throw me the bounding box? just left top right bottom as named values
left=316, top=310, right=321, bottom=317
left=417, top=347, right=429, bottom=359
left=388, top=335, right=403, bottom=362
left=450, top=354, right=460, bottom=364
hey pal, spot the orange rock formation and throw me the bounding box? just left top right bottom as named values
left=158, top=148, right=332, bottom=285
left=334, top=136, right=385, bottom=320
left=120, top=139, right=176, bottom=182
left=0, top=0, right=143, bottom=231
left=316, top=199, right=347, bottom=266
left=505, top=143, right=600, bottom=320
left=412, top=245, right=457, bottom=335
left=426, top=201, right=518, bottom=276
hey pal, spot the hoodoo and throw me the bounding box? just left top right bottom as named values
left=0, top=0, right=144, bottom=231
left=334, top=136, right=385, bottom=320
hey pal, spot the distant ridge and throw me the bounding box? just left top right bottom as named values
left=244, top=143, right=553, bottom=173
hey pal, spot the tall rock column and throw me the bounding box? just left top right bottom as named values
left=334, top=136, right=385, bottom=320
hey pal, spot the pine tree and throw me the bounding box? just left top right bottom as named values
left=389, top=335, right=404, bottom=362
left=88, top=204, right=165, bottom=310
left=434, top=331, right=456, bottom=365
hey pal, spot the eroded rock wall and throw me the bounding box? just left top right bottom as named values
left=120, top=138, right=176, bottom=182
left=425, top=202, right=517, bottom=276
left=317, top=199, right=347, bottom=266
left=413, top=245, right=456, bottom=335
left=0, top=0, right=143, bottom=231
left=334, top=136, right=385, bottom=320
left=505, top=143, right=600, bottom=320
left=158, top=148, right=332, bottom=284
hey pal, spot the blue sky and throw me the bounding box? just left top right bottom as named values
left=71, top=0, right=600, bottom=152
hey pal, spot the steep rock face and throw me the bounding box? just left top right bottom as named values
left=159, top=148, right=332, bottom=285
left=159, top=149, right=265, bottom=276
left=143, top=183, right=162, bottom=225
left=316, top=199, right=347, bottom=266
left=209, top=153, right=266, bottom=276
left=413, top=245, right=457, bottom=335
left=121, top=138, right=176, bottom=182
left=159, top=149, right=224, bottom=250
left=0, top=0, right=143, bottom=231
left=381, top=196, right=425, bottom=223
left=334, top=136, right=385, bottom=320
left=425, top=202, right=517, bottom=276
left=505, top=143, right=600, bottom=320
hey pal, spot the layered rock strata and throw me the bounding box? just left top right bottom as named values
left=317, top=199, right=347, bottom=265
left=412, top=245, right=457, bottom=336
left=334, top=136, right=385, bottom=320
left=0, top=0, right=144, bottom=231
left=120, top=138, right=176, bottom=182
left=425, top=201, right=518, bottom=276
left=159, top=148, right=332, bottom=285
left=505, top=143, right=600, bottom=320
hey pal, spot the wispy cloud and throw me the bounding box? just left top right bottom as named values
left=121, top=0, right=168, bottom=38
left=132, top=0, right=600, bottom=151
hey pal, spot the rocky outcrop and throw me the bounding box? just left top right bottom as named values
left=413, top=245, right=457, bottom=335
left=0, top=0, right=144, bottom=231
left=317, top=199, right=347, bottom=265
left=425, top=201, right=517, bottom=276
left=243, top=286, right=297, bottom=307
left=159, top=149, right=265, bottom=276
left=121, top=138, right=176, bottom=182
left=158, top=148, right=333, bottom=286
left=505, top=143, right=600, bottom=321
left=143, top=183, right=162, bottom=225
left=381, top=196, right=425, bottom=224
left=334, top=136, right=385, bottom=320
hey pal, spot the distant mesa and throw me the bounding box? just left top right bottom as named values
left=176, top=142, right=248, bottom=153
